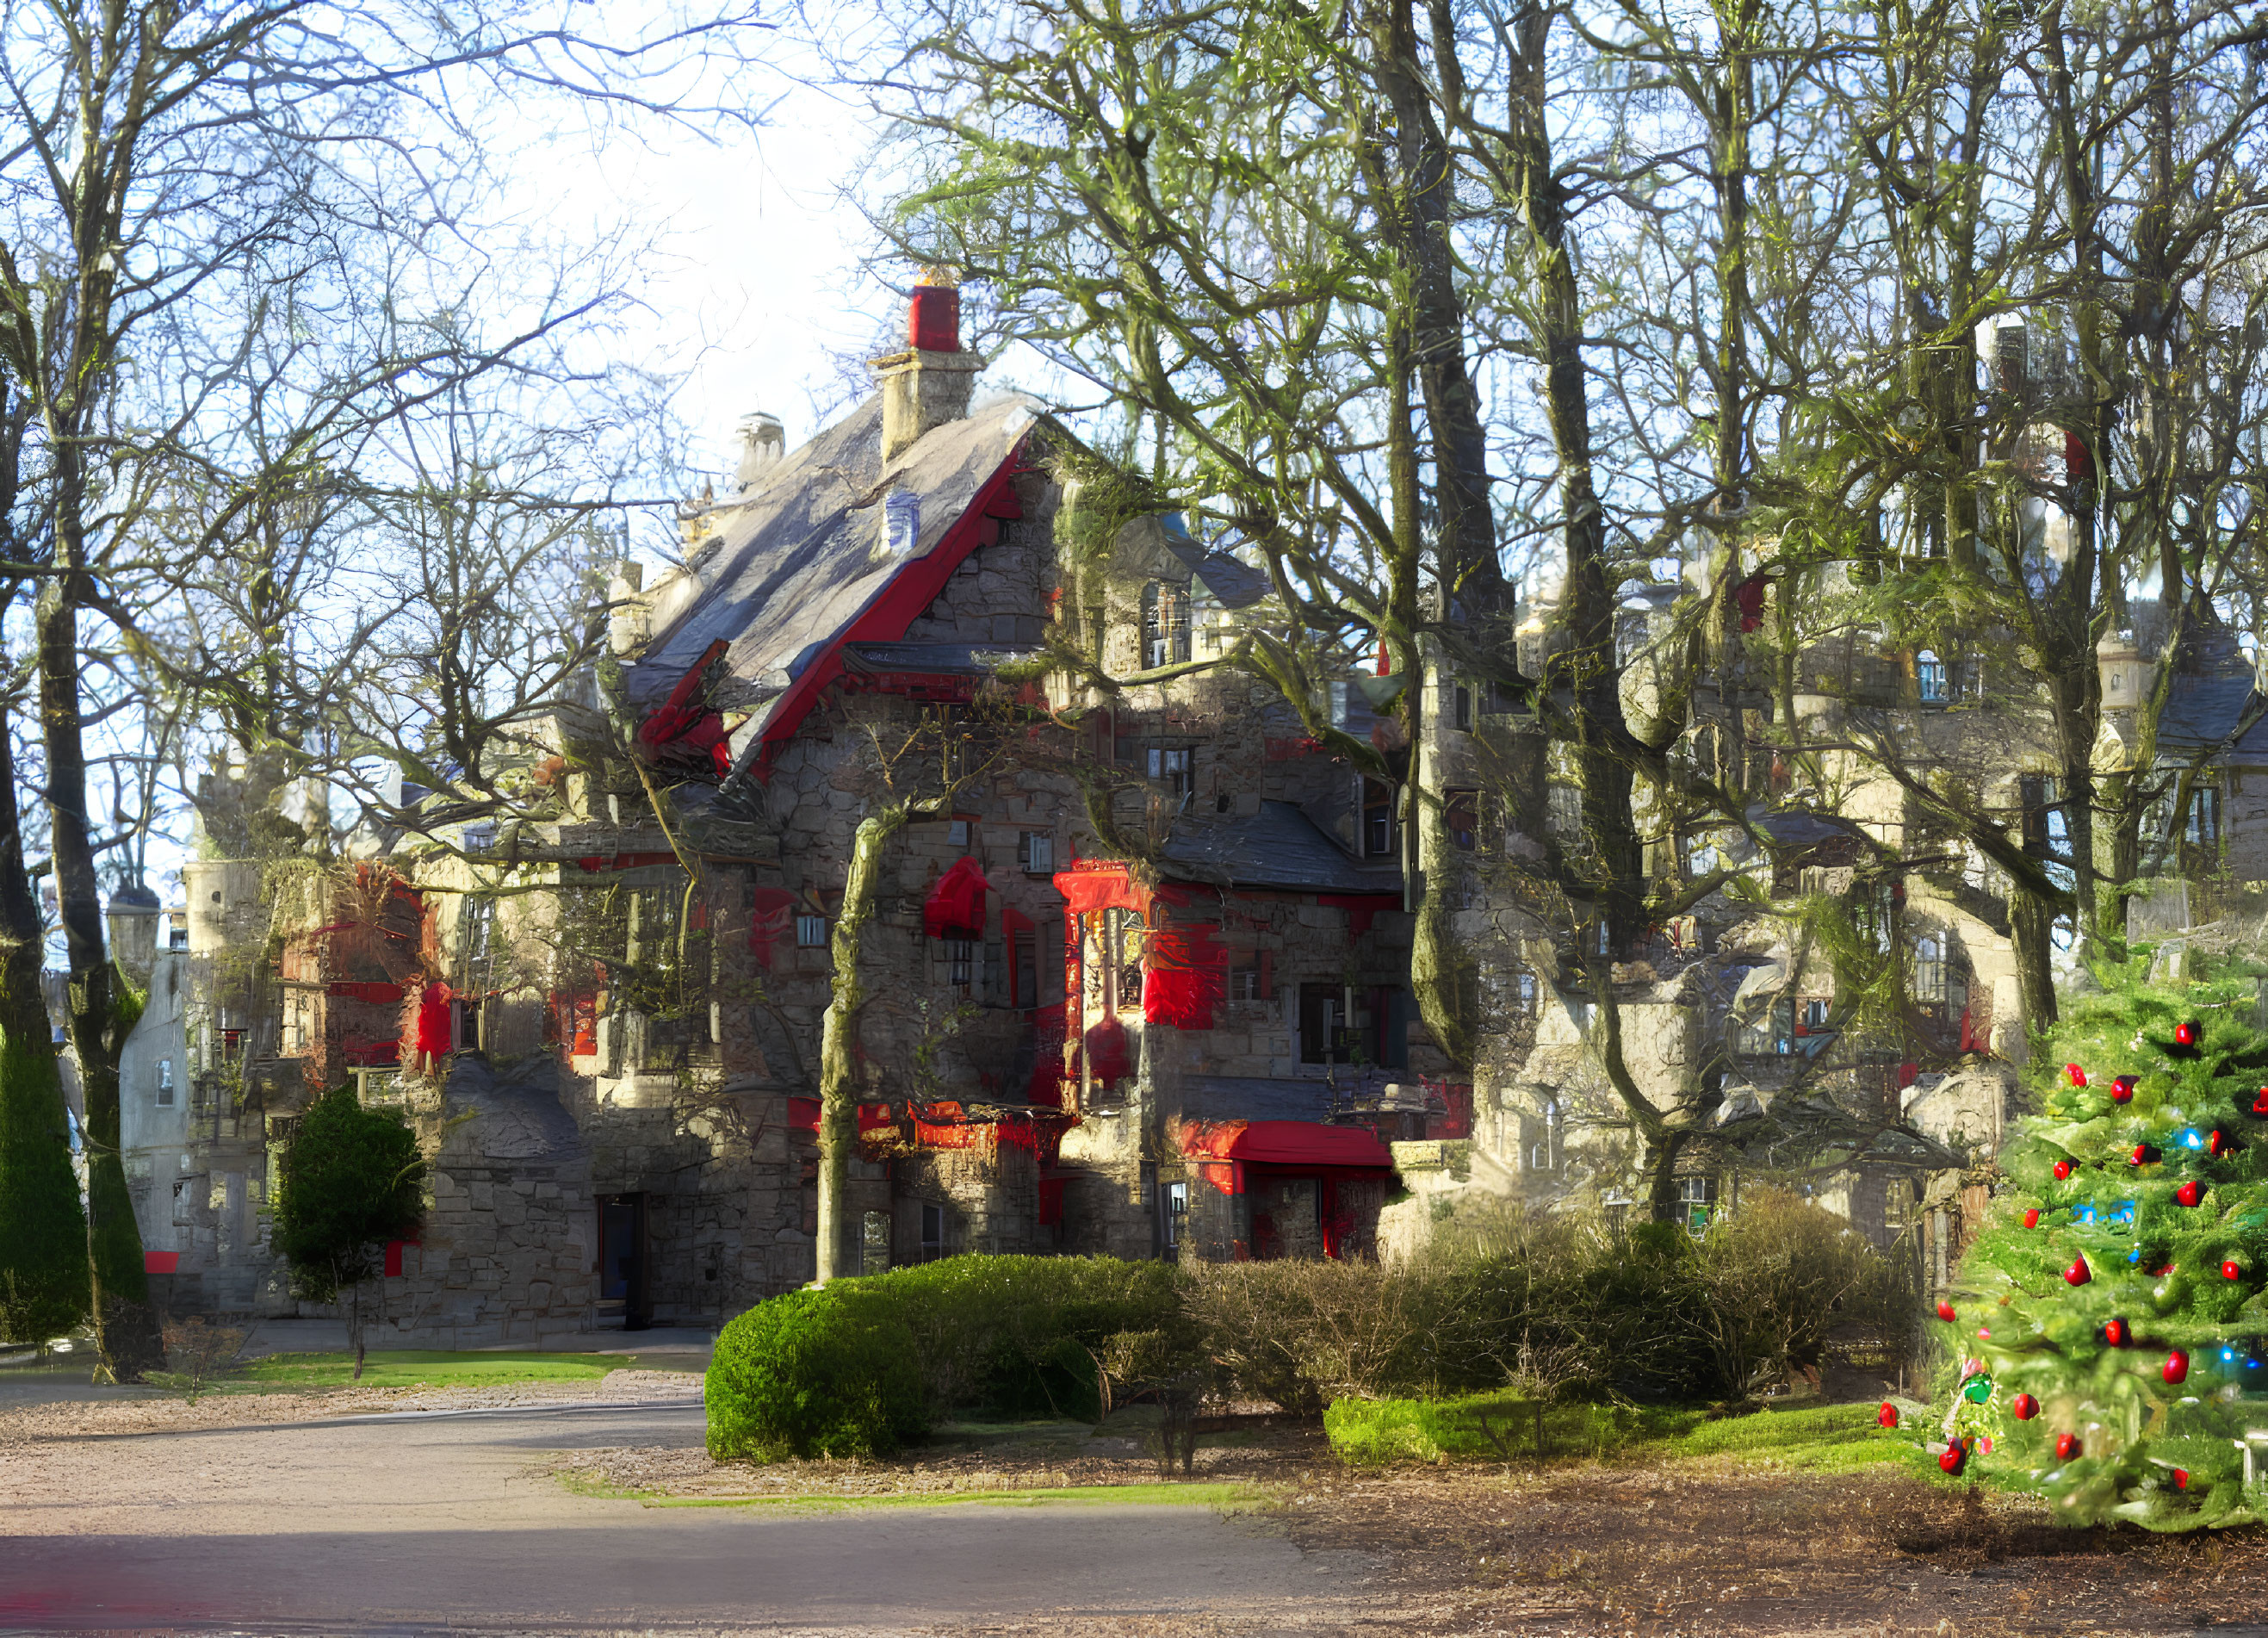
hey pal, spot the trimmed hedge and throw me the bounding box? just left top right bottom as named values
left=706, top=1254, right=1180, bottom=1461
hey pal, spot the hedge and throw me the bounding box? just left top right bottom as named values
left=706, top=1254, right=1180, bottom=1460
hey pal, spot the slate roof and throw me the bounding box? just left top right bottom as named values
left=1173, top=1075, right=1339, bottom=1124
left=840, top=642, right=1044, bottom=676
left=2158, top=673, right=2268, bottom=758
left=1161, top=800, right=1403, bottom=896
left=1159, top=514, right=1273, bottom=610
left=625, top=391, right=1042, bottom=734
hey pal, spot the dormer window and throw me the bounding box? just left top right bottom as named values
left=1142, top=581, right=1190, bottom=668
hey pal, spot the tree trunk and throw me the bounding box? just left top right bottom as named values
left=815, top=808, right=910, bottom=1284
left=0, top=688, right=90, bottom=1344
left=2010, top=884, right=2059, bottom=1036
left=39, top=588, right=162, bottom=1381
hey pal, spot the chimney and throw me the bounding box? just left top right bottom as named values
left=874, top=270, right=984, bottom=465
left=107, top=881, right=162, bottom=989
left=733, top=412, right=785, bottom=491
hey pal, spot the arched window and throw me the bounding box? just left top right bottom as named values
left=1531, top=1096, right=1564, bottom=1172
left=1917, top=649, right=1947, bottom=704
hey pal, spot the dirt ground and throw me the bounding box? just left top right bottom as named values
left=558, top=1418, right=2268, bottom=1636
left=13, top=1378, right=2268, bottom=1634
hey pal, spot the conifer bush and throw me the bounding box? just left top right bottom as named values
left=1943, top=967, right=2268, bottom=1529
left=0, top=1034, right=90, bottom=1344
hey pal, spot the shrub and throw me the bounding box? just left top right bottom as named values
left=706, top=1284, right=925, bottom=1460
left=1691, top=1190, right=1887, bottom=1395
left=706, top=1254, right=1184, bottom=1461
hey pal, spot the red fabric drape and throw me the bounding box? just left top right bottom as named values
left=788, top=1097, right=896, bottom=1135
left=747, top=888, right=796, bottom=969
left=1083, top=1015, right=1131, bottom=1083
left=1143, top=915, right=1224, bottom=1029
left=415, top=982, right=453, bottom=1057
left=1026, top=1001, right=1069, bottom=1107
left=923, top=857, right=989, bottom=939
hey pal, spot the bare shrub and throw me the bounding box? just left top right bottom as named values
left=146, top=1315, right=257, bottom=1403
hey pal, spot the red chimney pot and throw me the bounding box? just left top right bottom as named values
left=909, top=284, right=960, bottom=352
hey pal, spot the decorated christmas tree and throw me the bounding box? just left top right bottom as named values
left=1942, top=967, right=2268, bottom=1529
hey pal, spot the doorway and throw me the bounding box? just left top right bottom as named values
left=597, top=1193, right=650, bottom=1331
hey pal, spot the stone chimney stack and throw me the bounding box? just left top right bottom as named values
left=874, top=271, right=984, bottom=465
left=107, top=881, right=162, bottom=989
left=733, top=413, right=785, bottom=491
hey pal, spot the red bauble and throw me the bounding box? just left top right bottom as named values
left=2066, top=1063, right=2087, bottom=1088
left=2011, top=1393, right=2039, bottom=1420
left=2209, top=1128, right=2235, bottom=1157
left=2054, top=1432, right=2081, bottom=1461
left=1939, top=1447, right=1966, bottom=1474
left=2176, top=1181, right=2203, bottom=1207
left=2104, top=1317, right=2129, bottom=1347
left=2110, top=1075, right=2137, bottom=1103
left=2176, top=1021, right=2200, bottom=1047
left=1936, top=1300, right=1957, bottom=1323
left=1877, top=1402, right=1899, bottom=1429
left=2132, top=1142, right=2162, bottom=1165
left=2252, top=1089, right=2268, bottom=1117
left=2023, top=1208, right=2042, bottom=1227
left=2064, top=1254, right=2092, bottom=1286
left=2165, top=1349, right=2190, bottom=1385
left=2054, top=1160, right=2074, bottom=1180
left=2224, top=1259, right=2245, bottom=1281
left=2175, top=1468, right=2191, bottom=1490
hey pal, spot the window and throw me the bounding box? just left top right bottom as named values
left=1917, top=649, right=1947, bottom=704
left=1454, top=685, right=1472, bottom=731
left=2186, top=786, right=2223, bottom=844
left=1012, top=928, right=1038, bottom=1009
left=1142, top=580, right=1191, bottom=668
left=1363, top=779, right=1396, bottom=857
left=1739, top=997, right=1793, bottom=1055
left=1446, top=790, right=1478, bottom=851
left=220, top=1028, right=244, bottom=1064
left=1299, top=983, right=1349, bottom=1064
left=1147, top=745, right=1193, bottom=798
left=1678, top=1176, right=1717, bottom=1235
left=461, top=896, right=495, bottom=969
left=172, top=1178, right=192, bottom=1225
left=1517, top=973, right=1537, bottom=1013
left=1229, top=961, right=1265, bottom=1002
left=1018, top=830, right=1055, bottom=873
left=1531, top=1096, right=1563, bottom=1171
left=1162, top=1180, right=1189, bottom=1253
left=462, top=823, right=496, bottom=854
left=155, top=1058, right=174, bottom=1108
left=168, top=918, right=188, bottom=950
left=1803, top=998, right=1831, bottom=1032
left=920, top=1201, right=946, bottom=1262
left=795, top=914, right=827, bottom=948
left=1913, top=935, right=1947, bottom=1003
left=947, top=817, right=972, bottom=848
left=1689, top=839, right=1720, bottom=877
left=946, top=937, right=976, bottom=988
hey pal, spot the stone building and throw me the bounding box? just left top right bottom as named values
left=109, top=290, right=2268, bottom=1337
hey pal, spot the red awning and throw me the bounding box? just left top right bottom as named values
left=1180, top=1119, right=1396, bottom=1170
left=1054, top=861, right=1150, bottom=916
left=923, top=856, right=989, bottom=939
left=788, top=1097, right=898, bottom=1136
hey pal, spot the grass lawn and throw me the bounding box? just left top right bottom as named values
left=642, top=1480, right=1265, bottom=1513
left=1326, top=1392, right=1943, bottom=1480
left=235, top=1350, right=689, bottom=1391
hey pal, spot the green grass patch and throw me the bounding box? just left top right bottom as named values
left=641, top=1480, right=1265, bottom=1512
left=1327, top=1393, right=1936, bottom=1473
left=236, top=1350, right=661, bottom=1391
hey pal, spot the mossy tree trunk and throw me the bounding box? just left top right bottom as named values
left=0, top=686, right=88, bottom=1343
left=40, top=586, right=163, bottom=1381
left=815, top=808, right=910, bottom=1284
